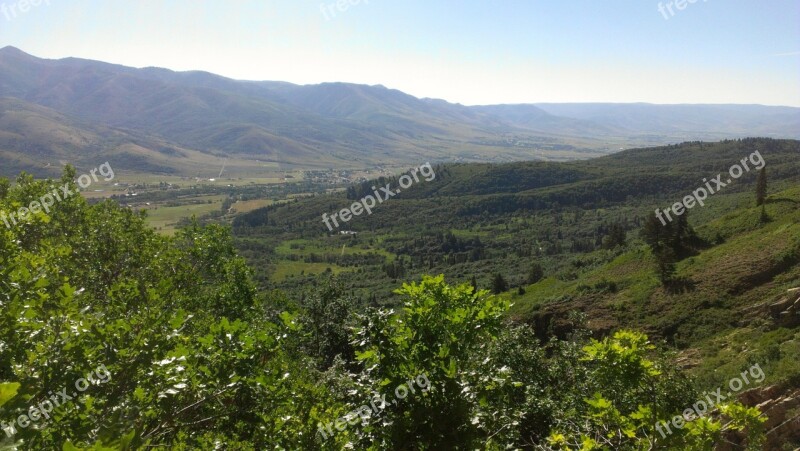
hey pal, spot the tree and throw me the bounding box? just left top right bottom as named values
left=641, top=213, right=678, bottom=284
left=0, top=167, right=332, bottom=449
left=492, top=273, right=508, bottom=294
left=756, top=167, right=767, bottom=206
left=527, top=263, right=545, bottom=285
left=641, top=209, right=699, bottom=285
left=602, top=222, right=627, bottom=249
left=670, top=213, right=697, bottom=259
left=641, top=212, right=669, bottom=254
left=299, top=276, right=358, bottom=370
left=352, top=275, right=509, bottom=448
left=655, top=246, right=677, bottom=284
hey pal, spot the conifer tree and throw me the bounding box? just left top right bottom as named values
left=492, top=273, right=508, bottom=294
left=756, top=167, right=767, bottom=206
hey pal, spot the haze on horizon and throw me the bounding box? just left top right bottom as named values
left=1, top=0, right=799, bottom=107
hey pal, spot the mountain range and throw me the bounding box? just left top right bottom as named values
left=1, top=46, right=798, bottom=177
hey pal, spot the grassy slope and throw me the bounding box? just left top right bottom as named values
left=510, top=185, right=800, bottom=388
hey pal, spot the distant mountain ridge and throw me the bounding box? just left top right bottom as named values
left=1, top=46, right=798, bottom=176
left=534, top=103, right=800, bottom=135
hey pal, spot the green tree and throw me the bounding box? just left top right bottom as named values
left=670, top=212, right=697, bottom=259
left=298, top=276, right=358, bottom=370
left=602, top=222, right=627, bottom=249
left=527, top=262, right=545, bottom=285
left=641, top=212, right=669, bottom=254
left=352, top=275, right=509, bottom=448
left=0, top=167, right=335, bottom=449
left=492, top=273, right=508, bottom=294
left=641, top=212, right=677, bottom=284
left=756, top=167, right=767, bottom=206
left=641, top=211, right=697, bottom=284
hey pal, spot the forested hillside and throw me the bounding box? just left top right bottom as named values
left=233, top=138, right=800, bottom=302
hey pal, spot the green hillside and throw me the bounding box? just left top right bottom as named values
left=511, top=183, right=800, bottom=376
left=232, top=138, right=800, bottom=301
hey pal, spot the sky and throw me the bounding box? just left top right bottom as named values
left=1, top=0, right=799, bottom=106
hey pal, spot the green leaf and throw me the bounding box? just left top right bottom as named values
left=355, top=349, right=376, bottom=361
left=0, top=382, right=20, bottom=408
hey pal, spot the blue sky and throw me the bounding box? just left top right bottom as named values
left=1, top=0, right=798, bottom=106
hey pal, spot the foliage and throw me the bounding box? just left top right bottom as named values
left=349, top=275, right=509, bottom=448
left=0, top=168, right=337, bottom=449
left=601, top=222, right=627, bottom=250
left=296, top=276, right=358, bottom=370
left=546, top=331, right=765, bottom=450
left=527, top=263, right=545, bottom=285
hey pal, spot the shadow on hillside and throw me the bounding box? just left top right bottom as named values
left=767, top=197, right=799, bottom=205
left=665, top=277, right=697, bottom=294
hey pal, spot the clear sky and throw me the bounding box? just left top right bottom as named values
left=1, top=0, right=798, bottom=106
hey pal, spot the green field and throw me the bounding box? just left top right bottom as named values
left=270, top=261, right=349, bottom=281
left=142, top=195, right=226, bottom=234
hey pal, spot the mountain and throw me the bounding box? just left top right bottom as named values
left=0, top=46, right=580, bottom=174
left=0, top=97, right=230, bottom=177
left=470, top=104, right=622, bottom=136
left=535, top=103, right=800, bottom=138
left=1, top=46, right=799, bottom=176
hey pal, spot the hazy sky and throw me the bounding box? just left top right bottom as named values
left=2, top=0, right=799, bottom=106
